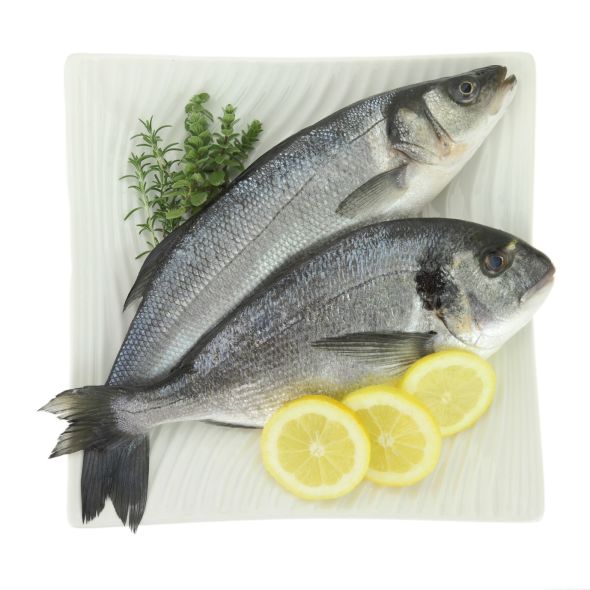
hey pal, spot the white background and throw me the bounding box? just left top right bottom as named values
left=1, top=1, right=587, bottom=589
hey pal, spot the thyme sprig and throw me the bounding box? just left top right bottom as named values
left=122, top=93, right=262, bottom=257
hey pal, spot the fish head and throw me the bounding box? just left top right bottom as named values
left=425, top=223, right=554, bottom=355
left=421, top=65, right=517, bottom=157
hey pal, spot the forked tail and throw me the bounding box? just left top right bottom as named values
left=81, top=441, right=149, bottom=531
left=41, top=386, right=149, bottom=532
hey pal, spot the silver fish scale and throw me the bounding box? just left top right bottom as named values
left=135, top=221, right=454, bottom=429
left=108, top=92, right=402, bottom=387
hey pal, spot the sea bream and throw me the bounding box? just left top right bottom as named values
left=82, top=65, right=517, bottom=528
left=44, top=218, right=553, bottom=526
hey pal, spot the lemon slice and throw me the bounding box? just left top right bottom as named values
left=343, top=386, right=441, bottom=486
left=261, top=395, right=370, bottom=500
left=400, top=350, right=496, bottom=437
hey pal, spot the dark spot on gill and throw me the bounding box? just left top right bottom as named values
left=415, top=264, right=449, bottom=312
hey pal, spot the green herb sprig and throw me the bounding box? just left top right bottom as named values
left=122, top=93, right=262, bottom=257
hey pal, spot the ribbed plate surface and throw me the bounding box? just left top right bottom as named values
left=65, top=53, right=540, bottom=526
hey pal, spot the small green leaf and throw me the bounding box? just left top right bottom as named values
left=226, top=159, right=245, bottom=170
left=196, top=157, right=214, bottom=168
left=164, top=191, right=185, bottom=199
left=165, top=207, right=186, bottom=220
left=172, top=179, right=191, bottom=189
left=187, top=136, right=203, bottom=148
left=123, top=207, right=143, bottom=221
left=206, top=144, right=222, bottom=156
left=190, top=192, right=208, bottom=207
left=208, top=170, right=226, bottom=186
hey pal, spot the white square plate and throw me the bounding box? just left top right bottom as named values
left=65, top=52, right=541, bottom=527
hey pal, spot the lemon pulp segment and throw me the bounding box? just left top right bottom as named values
left=401, top=350, right=496, bottom=436
left=261, top=395, right=370, bottom=499
left=344, top=386, right=441, bottom=486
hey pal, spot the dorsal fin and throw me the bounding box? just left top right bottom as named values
left=123, top=219, right=195, bottom=310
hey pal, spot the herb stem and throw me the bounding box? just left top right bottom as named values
left=122, top=94, right=262, bottom=257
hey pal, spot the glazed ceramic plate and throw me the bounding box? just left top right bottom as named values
left=65, top=52, right=540, bottom=527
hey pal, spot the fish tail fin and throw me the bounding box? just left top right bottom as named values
left=41, top=386, right=149, bottom=532
left=110, top=437, right=149, bottom=531
left=41, top=386, right=131, bottom=457
left=81, top=441, right=149, bottom=532
left=81, top=448, right=114, bottom=523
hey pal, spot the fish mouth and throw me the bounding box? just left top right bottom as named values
left=502, top=73, right=517, bottom=92
left=496, top=65, right=508, bottom=81
left=478, top=65, right=516, bottom=90
left=482, top=66, right=516, bottom=113
left=495, top=66, right=517, bottom=96
left=520, top=265, right=556, bottom=304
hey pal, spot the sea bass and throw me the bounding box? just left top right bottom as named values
left=45, top=219, right=553, bottom=527
left=113, top=66, right=516, bottom=387
left=84, top=66, right=516, bottom=528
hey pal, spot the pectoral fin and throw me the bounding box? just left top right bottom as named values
left=312, top=331, right=436, bottom=375
left=336, top=164, right=408, bottom=219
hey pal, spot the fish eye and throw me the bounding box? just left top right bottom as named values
left=481, top=249, right=511, bottom=276
left=459, top=81, right=475, bottom=95
left=449, top=77, right=480, bottom=104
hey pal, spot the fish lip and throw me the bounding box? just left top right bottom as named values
left=502, top=73, right=517, bottom=91
left=480, top=65, right=514, bottom=88
left=520, top=266, right=556, bottom=303
left=482, top=66, right=516, bottom=113
left=494, top=65, right=517, bottom=93
left=496, top=65, right=508, bottom=81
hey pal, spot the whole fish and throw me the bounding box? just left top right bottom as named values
left=84, top=66, right=517, bottom=528
left=45, top=218, right=553, bottom=527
